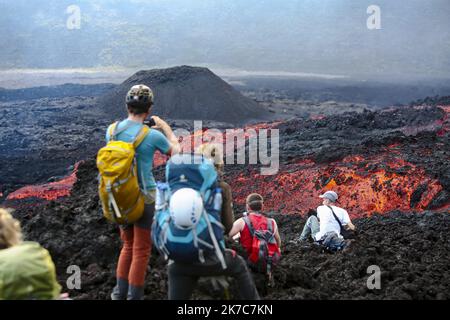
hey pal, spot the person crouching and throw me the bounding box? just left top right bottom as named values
left=228, top=193, right=281, bottom=282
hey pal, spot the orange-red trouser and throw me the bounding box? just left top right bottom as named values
left=116, top=201, right=154, bottom=288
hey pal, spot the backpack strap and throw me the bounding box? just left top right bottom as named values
left=133, top=125, right=150, bottom=148
left=327, top=205, right=344, bottom=233
left=134, top=126, right=151, bottom=193
left=267, top=218, right=273, bottom=233
left=109, top=122, right=150, bottom=146
left=243, top=216, right=255, bottom=237
left=266, top=218, right=278, bottom=245
left=112, top=121, right=136, bottom=139
left=108, top=122, right=119, bottom=141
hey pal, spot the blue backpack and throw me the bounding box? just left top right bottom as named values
left=151, top=153, right=227, bottom=269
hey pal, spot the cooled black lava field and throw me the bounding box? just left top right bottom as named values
left=12, top=159, right=450, bottom=299
left=7, top=95, right=450, bottom=300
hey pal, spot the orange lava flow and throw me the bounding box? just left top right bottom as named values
left=6, top=162, right=81, bottom=201
left=152, top=122, right=282, bottom=168
left=7, top=115, right=448, bottom=215
left=5, top=122, right=279, bottom=202
left=230, top=154, right=448, bottom=218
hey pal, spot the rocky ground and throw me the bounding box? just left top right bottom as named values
left=1, top=71, right=449, bottom=299
left=0, top=96, right=106, bottom=194
left=11, top=158, right=450, bottom=300
left=6, top=98, right=450, bottom=300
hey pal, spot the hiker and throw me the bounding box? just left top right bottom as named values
left=228, top=193, right=281, bottom=280
left=0, top=208, right=62, bottom=300
left=196, top=143, right=234, bottom=234
left=298, top=191, right=356, bottom=249
left=103, top=84, right=180, bottom=300
left=152, top=149, right=260, bottom=300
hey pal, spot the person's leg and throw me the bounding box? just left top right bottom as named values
left=309, top=215, right=320, bottom=239
left=168, top=262, right=199, bottom=300
left=128, top=201, right=154, bottom=300
left=299, top=215, right=319, bottom=241
left=221, top=250, right=260, bottom=300
left=197, top=250, right=260, bottom=300
left=112, top=227, right=134, bottom=300
left=299, top=216, right=312, bottom=241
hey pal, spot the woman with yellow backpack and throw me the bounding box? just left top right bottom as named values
left=98, top=84, right=180, bottom=300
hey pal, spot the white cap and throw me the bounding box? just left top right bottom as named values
left=319, top=190, right=338, bottom=202
left=169, top=188, right=203, bottom=229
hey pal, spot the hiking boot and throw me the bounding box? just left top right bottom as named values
left=128, top=285, right=145, bottom=300
left=111, top=278, right=128, bottom=300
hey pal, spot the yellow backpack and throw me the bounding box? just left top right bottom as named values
left=97, top=122, right=150, bottom=224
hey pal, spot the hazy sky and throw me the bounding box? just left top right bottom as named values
left=0, top=0, right=449, bottom=78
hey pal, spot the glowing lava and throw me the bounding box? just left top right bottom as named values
left=230, top=154, right=448, bottom=218
left=7, top=162, right=82, bottom=201
left=6, top=114, right=448, bottom=216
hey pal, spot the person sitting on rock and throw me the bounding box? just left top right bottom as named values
left=298, top=191, right=356, bottom=245
left=109, top=84, right=180, bottom=300
left=228, top=193, right=281, bottom=281
left=0, top=208, right=62, bottom=300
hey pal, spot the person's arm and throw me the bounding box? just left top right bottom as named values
left=228, top=218, right=245, bottom=238
left=345, top=221, right=356, bottom=231
left=341, top=210, right=356, bottom=230
left=219, top=181, right=234, bottom=234
left=273, top=220, right=282, bottom=248
left=151, top=116, right=180, bottom=155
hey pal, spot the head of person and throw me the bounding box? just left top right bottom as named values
left=319, top=190, right=338, bottom=206
left=197, top=143, right=224, bottom=175
left=246, top=193, right=264, bottom=213
left=125, top=84, right=154, bottom=117
left=0, top=208, right=22, bottom=250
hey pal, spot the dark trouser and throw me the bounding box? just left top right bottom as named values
left=168, top=249, right=260, bottom=300
left=112, top=193, right=155, bottom=300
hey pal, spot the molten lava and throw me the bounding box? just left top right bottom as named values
left=7, top=162, right=82, bottom=201
left=230, top=153, right=448, bottom=218
left=4, top=122, right=281, bottom=203
left=151, top=121, right=282, bottom=167
left=6, top=113, right=448, bottom=217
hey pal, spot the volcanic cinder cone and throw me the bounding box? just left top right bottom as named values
left=97, top=65, right=272, bottom=125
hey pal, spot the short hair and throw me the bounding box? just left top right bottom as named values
left=0, top=208, right=22, bottom=249
left=246, top=193, right=264, bottom=211
left=126, top=102, right=153, bottom=115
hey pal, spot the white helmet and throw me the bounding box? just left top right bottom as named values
left=169, top=188, right=204, bottom=229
